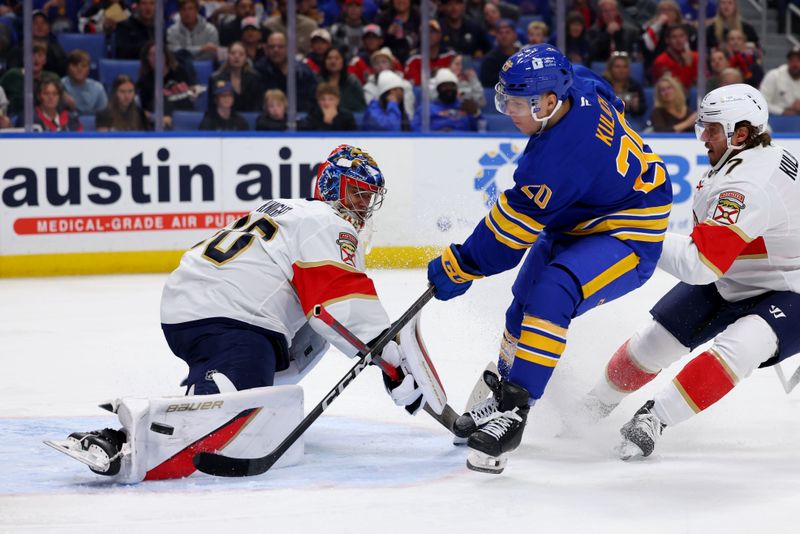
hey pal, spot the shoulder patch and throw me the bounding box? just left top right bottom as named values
left=336, top=232, right=358, bottom=267
left=712, top=191, right=746, bottom=225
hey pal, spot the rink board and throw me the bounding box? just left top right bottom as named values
left=1, top=133, right=797, bottom=277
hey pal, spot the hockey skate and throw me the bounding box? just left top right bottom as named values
left=618, top=400, right=666, bottom=461
left=453, top=365, right=502, bottom=444
left=466, top=378, right=530, bottom=474
left=44, top=428, right=127, bottom=476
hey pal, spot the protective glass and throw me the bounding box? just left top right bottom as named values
left=494, top=83, right=539, bottom=117
left=694, top=120, right=726, bottom=143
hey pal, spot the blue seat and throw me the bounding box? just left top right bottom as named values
left=590, top=61, right=606, bottom=77
left=687, top=86, right=698, bottom=111
left=172, top=110, right=204, bottom=131
left=644, top=87, right=655, bottom=117
left=629, top=62, right=645, bottom=85
left=57, top=33, right=107, bottom=73
left=98, top=59, right=140, bottom=90
left=240, top=111, right=259, bottom=129
left=482, top=87, right=498, bottom=114
left=516, top=14, right=543, bottom=34
left=483, top=114, right=517, bottom=133
left=768, top=114, right=800, bottom=133
left=79, top=114, right=96, bottom=132
left=193, top=60, right=214, bottom=86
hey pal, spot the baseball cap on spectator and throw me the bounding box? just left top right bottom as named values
left=377, top=70, right=404, bottom=96
left=310, top=28, right=332, bottom=43
left=214, top=79, right=235, bottom=96
left=496, top=18, right=515, bottom=31
left=32, top=9, right=49, bottom=22
left=370, top=46, right=396, bottom=64
left=241, top=16, right=260, bottom=31
left=429, top=20, right=441, bottom=32
left=363, top=23, right=382, bottom=38
left=788, top=47, right=800, bottom=60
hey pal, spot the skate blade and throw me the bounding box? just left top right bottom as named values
left=44, top=439, right=111, bottom=472
left=466, top=450, right=507, bottom=474
left=617, top=439, right=646, bottom=461
left=452, top=435, right=468, bottom=446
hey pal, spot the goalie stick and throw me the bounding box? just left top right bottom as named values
left=773, top=361, right=800, bottom=394
left=192, top=286, right=436, bottom=477
left=312, top=300, right=459, bottom=433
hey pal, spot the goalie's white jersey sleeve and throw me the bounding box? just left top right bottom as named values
left=160, top=198, right=390, bottom=351
left=657, top=143, right=800, bottom=301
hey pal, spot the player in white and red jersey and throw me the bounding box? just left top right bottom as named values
left=46, top=145, right=434, bottom=482
left=585, top=84, right=800, bottom=460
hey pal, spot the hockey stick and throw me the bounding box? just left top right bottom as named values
left=773, top=361, right=800, bottom=394
left=313, top=300, right=459, bottom=433
left=192, top=286, right=437, bottom=477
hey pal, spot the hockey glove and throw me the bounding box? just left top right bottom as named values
left=427, top=244, right=483, bottom=301
left=380, top=341, right=424, bottom=415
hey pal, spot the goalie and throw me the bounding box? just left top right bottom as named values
left=46, top=145, right=442, bottom=482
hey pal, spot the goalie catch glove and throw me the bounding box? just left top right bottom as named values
left=379, top=341, right=424, bottom=415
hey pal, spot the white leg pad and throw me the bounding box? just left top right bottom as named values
left=109, top=385, right=304, bottom=483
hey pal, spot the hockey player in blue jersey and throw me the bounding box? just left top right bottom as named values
left=426, top=44, right=673, bottom=474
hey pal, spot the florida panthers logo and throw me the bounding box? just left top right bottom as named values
left=336, top=232, right=358, bottom=267
left=712, top=191, right=746, bottom=225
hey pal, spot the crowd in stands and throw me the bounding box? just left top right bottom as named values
left=0, top=0, right=799, bottom=133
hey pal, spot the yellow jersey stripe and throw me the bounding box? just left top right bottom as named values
left=484, top=215, right=533, bottom=250
left=582, top=252, right=640, bottom=298
left=519, top=330, right=566, bottom=356
left=490, top=204, right=540, bottom=243
left=441, top=245, right=484, bottom=283
left=516, top=347, right=560, bottom=367
left=521, top=316, right=568, bottom=338
left=567, top=216, right=669, bottom=235
left=574, top=204, right=672, bottom=230
left=498, top=193, right=545, bottom=232
left=610, top=232, right=666, bottom=243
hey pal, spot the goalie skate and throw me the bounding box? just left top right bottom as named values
left=44, top=429, right=127, bottom=475
left=466, top=449, right=508, bottom=474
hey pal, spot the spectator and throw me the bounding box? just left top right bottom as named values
left=210, top=41, right=263, bottom=112
left=255, top=32, right=318, bottom=112
left=0, top=86, right=10, bottom=128
left=619, top=0, right=659, bottom=29
left=706, top=47, right=731, bottom=91
left=60, top=49, right=107, bottom=115
left=412, top=67, right=479, bottom=131
left=218, top=0, right=255, bottom=47
left=651, top=23, right=698, bottom=89
left=298, top=81, right=357, bottom=131
left=95, top=74, right=147, bottom=131
left=298, top=0, right=324, bottom=25
left=450, top=53, right=484, bottom=107
left=0, top=42, right=59, bottom=116
left=586, top=0, right=640, bottom=62
left=239, top=16, right=264, bottom=62
left=348, top=24, right=399, bottom=84
left=167, top=0, right=220, bottom=62
left=331, top=0, right=367, bottom=59
left=362, top=46, right=415, bottom=116
left=304, top=28, right=333, bottom=74
left=479, top=18, right=519, bottom=88
left=603, top=51, right=646, bottom=122
left=376, top=0, right=421, bottom=64
left=481, top=2, right=502, bottom=45
left=18, top=79, right=82, bottom=131
left=137, top=41, right=195, bottom=126
left=526, top=21, right=549, bottom=46
left=706, top=0, right=758, bottom=51
left=8, top=10, right=67, bottom=76
left=571, top=0, right=596, bottom=28
left=405, top=20, right=456, bottom=86
left=718, top=66, right=743, bottom=86
left=438, top=0, right=491, bottom=58
left=255, top=88, right=288, bottom=130
left=516, top=0, right=551, bottom=25
left=564, top=10, right=591, bottom=66
left=199, top=79, right=249, bottom=130
left=650, top=73, right=696, bottom=132
left=79, top=0, right=130, bottom=35
left=362, top=69, right=410, bottom=131
left=263, top=0, right=319, bottom=56
left=476, top=0, right=519, bottom=22
left=113, top=0, right=156, bottom=59
left=725, top=29, right=763, bottom=88
left=760, top=47, right=800, bottom=116
left=317, top=46, right=366, bottom=113
left=641, top=1, right=696, bottom=70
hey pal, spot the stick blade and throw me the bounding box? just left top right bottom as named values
left=193, top=451, right=268, bottom=477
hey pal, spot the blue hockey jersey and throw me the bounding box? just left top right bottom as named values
left=460, top=66, right=673, bottom=277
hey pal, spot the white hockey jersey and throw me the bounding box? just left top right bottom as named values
left=161, top=198, right=390, bottom=354
left=658, top=143, right=800, bottom=301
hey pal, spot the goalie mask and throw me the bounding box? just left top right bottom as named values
left=314, top=145, right=387, bottom=231
left=495, top=44, right=573, bottom=128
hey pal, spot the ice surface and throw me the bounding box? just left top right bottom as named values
left=2, top=269, right=799, bottom=533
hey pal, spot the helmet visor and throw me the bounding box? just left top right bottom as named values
left=494, top=83, right=539, bottom=117
left=694, top=120, right=727, bottom=143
